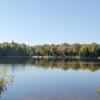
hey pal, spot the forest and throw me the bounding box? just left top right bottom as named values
left=0, top=42, right=100, bottom=58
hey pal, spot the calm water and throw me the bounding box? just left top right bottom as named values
left=0, top=58, right=100, bottom=100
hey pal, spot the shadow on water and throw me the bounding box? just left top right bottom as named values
left=0, top=57, right=99, bottom=71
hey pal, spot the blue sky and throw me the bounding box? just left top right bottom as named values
left=0, top=0, right=100, bottom=45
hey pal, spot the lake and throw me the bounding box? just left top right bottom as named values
left=0, top=57, right=100, bottom=100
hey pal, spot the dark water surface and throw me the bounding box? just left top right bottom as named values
left=0, top=58, right=100, bottom=100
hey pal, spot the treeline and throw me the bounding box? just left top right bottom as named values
left=0, top=42, right=100, bottom=57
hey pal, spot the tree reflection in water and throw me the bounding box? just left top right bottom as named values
left=0, top=57, right=99, bottom=98
left=28, top=58, right=100, bottom=71
left=0, top=57, right=100, bottom=71
left=0, top=67, right=14, bottom=96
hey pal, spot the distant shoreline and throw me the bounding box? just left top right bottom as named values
left=0, top=56, right=100, bottom=60
left=0, top=42, right=100, bottom=58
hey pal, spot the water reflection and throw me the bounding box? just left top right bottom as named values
left=0, top=67, right=14, bottom=96
left=0, top=57, right=99, bottom=100
left=0, top=57, right=100, bottom=71
left=30, top=59, right=100, bottom=71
